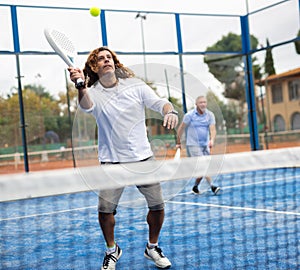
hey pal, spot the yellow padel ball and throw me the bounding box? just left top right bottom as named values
left=89, top=7, right=101, bottom=17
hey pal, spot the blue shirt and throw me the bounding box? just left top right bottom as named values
left=183, top=108, right=215, bottom=147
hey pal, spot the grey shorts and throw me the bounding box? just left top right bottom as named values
left=98, top=183, right=165, bottom=213
left=98, top=157, right=165, bottom=213
left=187, top=145, right=210, bottom=157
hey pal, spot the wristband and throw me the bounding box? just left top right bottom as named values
left=167, top=110, right=178, bottom=116
left=75, top=80, right=85, bottom=90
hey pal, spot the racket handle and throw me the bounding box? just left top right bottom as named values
left=75, top=78, right=85, bottom=89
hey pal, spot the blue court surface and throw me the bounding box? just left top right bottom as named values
left=1, top=167, right=300, bottom=270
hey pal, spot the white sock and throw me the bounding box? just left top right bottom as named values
left=148, top=242, right=158, bottom=249
left=106, top=243, right=116, bottom=254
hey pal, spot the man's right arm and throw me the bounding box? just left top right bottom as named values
left=77, top=88, right=93, bottom=110
left=68, top=67, right=93, bottom=110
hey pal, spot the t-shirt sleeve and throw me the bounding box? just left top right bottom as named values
left=209, top=111, right=216, bottom=125
left=79, top=103, right=95, bottom=113
left=140, top=84, right=170, bottom=115
left=183, top=112, right=191, bottom=126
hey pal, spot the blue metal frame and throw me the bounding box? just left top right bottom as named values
left=10, top=5, right=29, bottom=172
left=175, top=13, right=187, bottom=113
left=100, top=10, right=108, bottom=46
left=240, top=15, right=260, bottom=150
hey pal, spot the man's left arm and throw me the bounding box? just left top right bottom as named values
left=141, top=85, right=178, bottom=129
left=208, top=124, right=216, bottom=148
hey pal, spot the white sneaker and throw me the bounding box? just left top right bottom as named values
left=101, top=244, right=122, bottom=270
left=211, top=185, right=221, bottom=195
left=144, top=245, right=171, bottom=269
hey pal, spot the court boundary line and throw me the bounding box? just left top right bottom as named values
left=220, top=174, right=299, bottom=190
left=0, top=205, right=97, bottom=222
left=177, top=173, right=298, bottom=195
left=167, top=200, right=300, bottom=216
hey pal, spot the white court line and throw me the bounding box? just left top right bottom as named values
left=176, top=174, right=298, bottom=196
left=167, top=200, right=300, bottom=216
left=0, top=205, right=97, bottom=222
left=172, top=174, right=300, bottom=216
left=221, top=174, right=298, bottom=190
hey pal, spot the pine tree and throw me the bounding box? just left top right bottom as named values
left=264, top=39, right=276, bottom=75
left=294, top=29, right=300, bottom=54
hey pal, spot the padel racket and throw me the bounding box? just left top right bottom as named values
left=174, top=148, right=181, bottom=160
left=44, top=28, right=84, bottom=88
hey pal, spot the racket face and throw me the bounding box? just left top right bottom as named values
left=44, top=28, right=76, bottom=66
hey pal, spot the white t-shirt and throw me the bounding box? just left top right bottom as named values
left=80, top=77, right=169, bottom=163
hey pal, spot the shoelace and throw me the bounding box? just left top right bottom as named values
left=153, top=246, right=165, bottom=258
left=103, top=252, right=118, bottom=267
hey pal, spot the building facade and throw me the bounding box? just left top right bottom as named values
left=259, top=67, right=300, bottom=132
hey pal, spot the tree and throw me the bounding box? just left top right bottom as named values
left=57, top=84, right=79, bottom=144
left=294, top=29, right=300, bottom=54
left=57, top=83, right=78, bottom=115
left=0, top=92, right=21, bottom=150
left=0, top=84, right=73, bottom=151
left=204, top=32, right=261, bottom=132
left=24, top=83, right=53, bottom=99
left=264, top=39, right=276, bottom=75
left=206, top=90, right=239, bottom=133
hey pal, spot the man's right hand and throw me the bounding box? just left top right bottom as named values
left=67, top=67, right=84, bottom=84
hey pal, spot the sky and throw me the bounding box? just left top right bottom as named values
left=0, top=0, right=299, bottom=103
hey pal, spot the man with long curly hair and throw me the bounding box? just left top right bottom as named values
left=68, top=47, right=178, bottom=270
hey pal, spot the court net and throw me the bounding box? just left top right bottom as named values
left=0, top=147, right=299, bottom=269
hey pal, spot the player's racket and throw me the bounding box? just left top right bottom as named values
left=174, top=148, right=181, bottom=160
left=44, top=28, right=84, bottom=88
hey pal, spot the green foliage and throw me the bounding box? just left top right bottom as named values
left=24, top=84, right=53, bottom=99
left=294, top=29, right=300, bottom=54
left=0, top=84, right=73, bottom=150
left=56, top=116, right=73, bottom=141
left=204, top=32, right=261, bottom=102
left=204, top=32, right=262, bottom=133
left=264, top=39, right=276, bottom=75
left=206, top=90, right=239, bottom=131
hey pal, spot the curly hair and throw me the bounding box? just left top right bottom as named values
left=83, top=47, right=135, bottom=87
